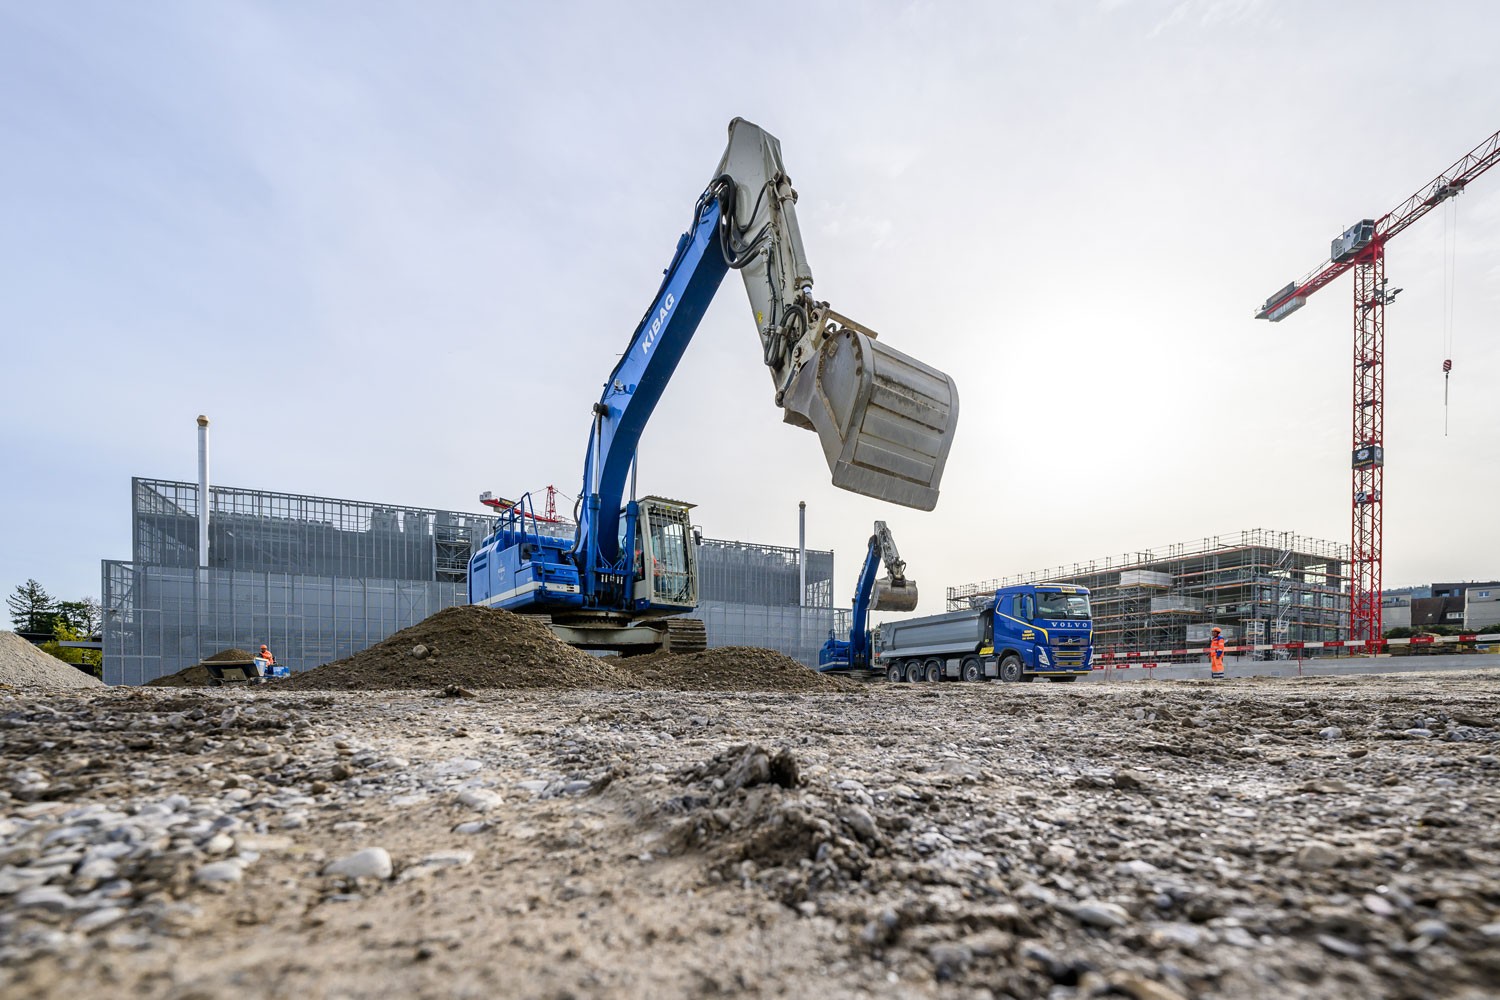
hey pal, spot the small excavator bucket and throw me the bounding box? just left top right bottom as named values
left=781, top=319, right=958, bottom=512
left=871, top=576, right=919, bottom=613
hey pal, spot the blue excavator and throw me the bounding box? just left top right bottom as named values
left=817, top=521, right=919, bottom=673
left=468, top=119, right=958, bottom=655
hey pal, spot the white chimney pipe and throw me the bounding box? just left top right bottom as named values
left=798, top=500, right=806, bottom=608
left=197, top=415, right=210, bottom=569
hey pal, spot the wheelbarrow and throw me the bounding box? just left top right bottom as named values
left=203, top=656, right=289, bottom=686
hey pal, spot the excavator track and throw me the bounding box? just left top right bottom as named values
left=660, top=617, right=708, bottom=654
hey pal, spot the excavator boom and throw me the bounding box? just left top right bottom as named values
left=819, top=520, right=918, bottom=671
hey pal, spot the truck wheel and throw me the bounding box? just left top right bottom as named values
left=960, top=657, right=982, bottom=682
left=999, top=655, right=1023, bottom=683
left=886, top=664, right=904, bottom=683
left=923, top=658, right=943, bottom=683
left=904, top=661, right=924, bottom=683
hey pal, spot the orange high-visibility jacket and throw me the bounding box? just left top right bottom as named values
left=1209, top=635, right=1225, bottom=660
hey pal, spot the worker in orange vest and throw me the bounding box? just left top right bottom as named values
left=259, top=643, right=275, bottom=666
left=1208, top=626, right=1225, bottom=679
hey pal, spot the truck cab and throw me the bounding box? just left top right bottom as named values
left=988, top=583, right=1093, bottom=681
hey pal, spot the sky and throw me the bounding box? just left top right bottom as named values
left=2, top=0, right=1498, bottom=623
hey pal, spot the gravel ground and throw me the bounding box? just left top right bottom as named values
left=2, top=672, right=1499, bottom=999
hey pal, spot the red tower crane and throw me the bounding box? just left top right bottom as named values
left=479, top=485, right=568, bottom=523
left=1255, top=128, right=1500, bottom=649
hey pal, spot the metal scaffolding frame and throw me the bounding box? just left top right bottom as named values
left=947, top=529, right=1349, bottom=659
left=132, top=478, right=493, bottom=582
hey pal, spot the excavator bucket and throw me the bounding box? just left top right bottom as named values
left=871, top=576, right=919, bottom=613
left=781, top=318, right=959, bottom=512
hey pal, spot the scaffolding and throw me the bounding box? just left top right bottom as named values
left=947, top=529, right=1350, bottom=659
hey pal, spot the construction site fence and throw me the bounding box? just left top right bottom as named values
left=1094, top=632, right=1500, bottom=671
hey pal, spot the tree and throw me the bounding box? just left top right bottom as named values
left=41, top=620, right=103, bottom=679
left=7, top=579, right=57, bottom=634
left=56, top=597, right=102, bottom=636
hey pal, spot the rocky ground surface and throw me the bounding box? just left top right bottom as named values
left=2, top=672, right=1499, bottom=999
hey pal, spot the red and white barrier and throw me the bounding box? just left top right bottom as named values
left=1093, top=632, right=1500, bottom=669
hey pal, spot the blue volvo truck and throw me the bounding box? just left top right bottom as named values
left=872, top=583, right=1092, bottom=683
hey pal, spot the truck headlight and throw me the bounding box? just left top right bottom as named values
left=1037, top=648, right=1050, bottom=665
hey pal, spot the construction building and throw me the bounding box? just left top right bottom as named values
left=102, top=477, right=833, bottom=685
left=947, top=529, right=1348, bottom=658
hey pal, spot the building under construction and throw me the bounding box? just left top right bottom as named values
left=103, top=477, right=833, bottom=684
left=947, top=529, right=1349, bottom=658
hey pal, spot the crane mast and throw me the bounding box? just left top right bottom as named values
left=1255, top=128, right=1500, bottom=648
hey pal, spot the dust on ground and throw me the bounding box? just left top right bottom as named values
left=3, top=672, right=1499, bottom=999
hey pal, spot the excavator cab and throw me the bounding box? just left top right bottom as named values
left=632, top=497, right=698, bottom=611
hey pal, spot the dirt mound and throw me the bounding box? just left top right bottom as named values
left=620, top=646, right=856, bottom=692
left=0, top=631, right=105, bottom=689
left=147, top=649, right=257, bottom=687
left=656, top=744, right=879, bottom=906
left=146, top=664, right=215, bottom=687
left=283, top=605, right=633, bottom=691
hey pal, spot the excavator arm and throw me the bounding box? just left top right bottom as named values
left=828, top=520, right=920, bottom=671
left=576, top=118, right=959, bottom=579
left=716, top=119, right=959, bottom=511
